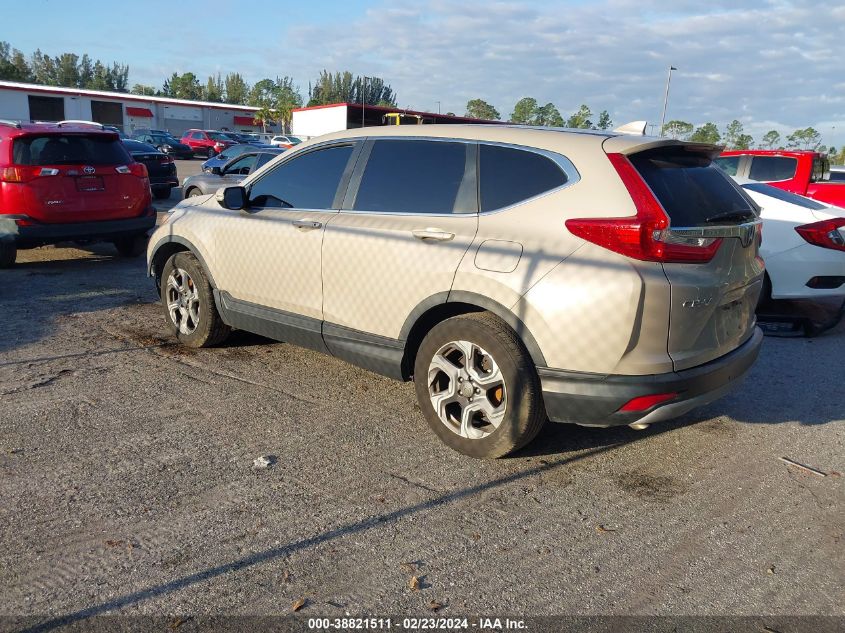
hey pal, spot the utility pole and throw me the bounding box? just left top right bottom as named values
left=436, top=101, right=441, bottom=114
left=659, top=66, right=677, bottom=137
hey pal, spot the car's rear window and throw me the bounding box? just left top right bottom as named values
left=629, top=147, right=755, bottom=227
left=748, top=156, right=797, bottom=182
left=13, top=134, right=131, bottom=166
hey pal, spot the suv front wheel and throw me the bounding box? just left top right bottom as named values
left=161, top=252, right=230, bottom=348
left=413, top=313, right=546, bottom=459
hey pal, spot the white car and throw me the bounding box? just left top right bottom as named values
left=270, top=134, right=303, bottom=148
left=735, top=179, right=845, bottom=300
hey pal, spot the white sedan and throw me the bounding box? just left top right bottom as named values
left=735, top=179, right=845, bottom=300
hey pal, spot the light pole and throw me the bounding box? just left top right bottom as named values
left=659, top=65, right=677, bottom=137
left=436, top=101, right=441, bottom=114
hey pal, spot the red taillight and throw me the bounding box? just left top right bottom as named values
left=128, top=163, right=148, bottom=178
left=618, top=392, right=678, bottom=413
left=0, top=166, right=51, bottom=182
left=795, top=218, right=845, bottom=252
left=565, top=153, right=722, bottom=263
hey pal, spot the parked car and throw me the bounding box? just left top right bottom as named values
left=0, top=120, right=154, bottom=267
left=733, top=179, right=845, bottom=301
left=716, top=150, right=845, bottom=207
left=180, top=129, right=237, bottom=158
left=201, top=144, right=282, bottom=172
left=270, top=135, right=302, bottom=148
left=148, top=126, right=765, bottom=457
left=132, top=131, right=193, bottom=159
left=830, top=165, right=845, bottom=182
left=103, top=125, right=128, bottom=139
left=122, top=139, right=178, bottom=200
left=182, top=150, right=283, bottom=198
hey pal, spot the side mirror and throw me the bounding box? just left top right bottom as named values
left=211, top=166, right=222, bottom=175
left=216, top=186, right=247, bottom=210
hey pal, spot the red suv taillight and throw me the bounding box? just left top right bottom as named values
left=565, top=153, right=722, bottom=263
left=0, top=166, right=60, bottom=182
left=795, top=218, right=845, bottom=252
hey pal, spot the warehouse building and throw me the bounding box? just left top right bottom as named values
left=0, top=80, right=272, bottom=136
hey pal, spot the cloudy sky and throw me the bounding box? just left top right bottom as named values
left=8, top=0, right=845, bottom=145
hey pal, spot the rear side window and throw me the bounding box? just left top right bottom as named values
left=353, top=140, right=472, bottom=214
left=630, top=147, right=754, bottom=227
left=480, top=145, right=567, bottom=211
left=748, top=156, right=797, bottom=182
left=13, top=134, right=130, bottom=166
left=830, top=170, right=845, bottom=182
left=248, top=144, right=353, bottom=209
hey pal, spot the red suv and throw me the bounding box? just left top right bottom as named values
left=180, top=129, right=237, bottom=158
left=0, top=120, right=155, bottom=268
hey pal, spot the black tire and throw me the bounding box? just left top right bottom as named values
left=207, top=147, right=215, bottom=159
left=113, top=234, right=147, bottom=258
left=153, top=187, right=171, bottom=200
left=0, top=241, right=16, bottom=268
left=413, top=312, right=546, bottom=459
left=161, top=251, right=230, bottom=348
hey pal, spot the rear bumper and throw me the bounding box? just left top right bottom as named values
left=539, top=327, right=763, bottom=427
left=149, top=176, right=179, bottom=189
left=1, top=209, right=156, bottom=247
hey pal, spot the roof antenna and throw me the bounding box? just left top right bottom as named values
left=612, top=121, right=648, bottom=136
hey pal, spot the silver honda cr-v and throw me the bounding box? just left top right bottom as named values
left=148, top=124, right=764, bottom=458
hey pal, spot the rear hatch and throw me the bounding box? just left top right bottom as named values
left=12, top=132, right=150, bottom=223
left=628, top=145, right=764, bottom=370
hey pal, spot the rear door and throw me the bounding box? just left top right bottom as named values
left=628, top=147, right=764, bottom=370
left=12, top=132, right=147, bottom=223
left=321, top=138, right=478, bottom=340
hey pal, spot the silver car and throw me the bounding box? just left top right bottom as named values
left=182, top=150, right=283, bottom=198
left=149, top=125, right=764, bottom=458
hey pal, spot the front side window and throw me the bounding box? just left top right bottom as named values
left=748, top=156, right=798, bottom=182
left=248, top=144, right=354, bottom=209
left=480, top=144, right=568, bottom=211
left=353, top=139, right=471, bottom=214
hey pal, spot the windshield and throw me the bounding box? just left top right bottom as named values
left=288, top=137, right=302, bottom=144
left=13, top=134, right=131, bottom=165
left=151, top=134, right=179, bottom=145
left=742, top=182, right=829, bottom=210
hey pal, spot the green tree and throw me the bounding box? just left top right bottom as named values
left=465, top=98, right=500, bottom=120
left=30, top=49, right=56, bottom=85
left=536, top=102, right=564, bottom=127
left=786, top=127, right=821, bottom=150
left=162, top=72, right=202, bottom=100
left=252, top=105, right=277, bottom=132
left=761, top=130, right=781, bottom=149
left=78, top=54, right=93, bottom=87
left=0, top=42, right=31, bottom=82
left=734, top=134, right=754, bottom=150
left=131, top=84, right=157, bottom=96
left=723, top=119, right=745, bottom=148
left=663, top=120, right=693, bottom=140
left=89, top=61, right=111, bottom=90
left=566, top=104, right=593, bottom=129
left=689, top=122, right=721, bottom=144
left=308, top=70, right=395, bottom=107
left=203, top=74, right=223, bottom=102
left=53, top=53, right=79, bottom=87
left=224, top=72, right=250, bottom=104
left=595, top=110, right=613, bottom=130
left=510, top=97, right=538, bottom=124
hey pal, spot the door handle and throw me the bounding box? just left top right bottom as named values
left=412, top=228, right=455, bottom=242
left=292, top=219, right=323, bottom=231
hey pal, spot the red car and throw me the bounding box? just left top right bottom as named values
left=0, top=120, right=155, bottom=268
left=717, top=149, right=845, bottom=207
left=180, top=129, right=238, bottom=158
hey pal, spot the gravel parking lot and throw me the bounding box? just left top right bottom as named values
left=0, top=176, right=843, bottom=628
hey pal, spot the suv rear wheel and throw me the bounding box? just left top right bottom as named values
left=161, top=251, right=230, bottom=347
left=0, top=241, right=16, bottom=268
left=413, top=313, right=546, bottom=459
left=207, top=148, right=215, bottom=159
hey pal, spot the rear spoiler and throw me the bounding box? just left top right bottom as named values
left=604, top=135, right=724, bottom=159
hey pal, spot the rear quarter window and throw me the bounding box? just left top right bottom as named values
left=748, top=156, right=798, bottom=182
left=480, top=144, right=568, bottom=211
left=630, top=147, right=755, bottom=227
left=13, top=134, right=131, bottom=166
